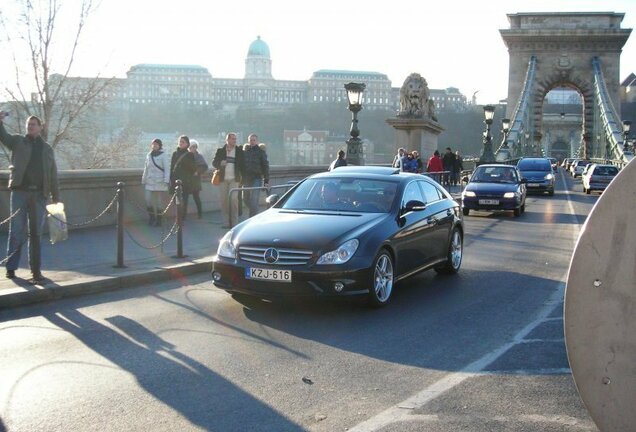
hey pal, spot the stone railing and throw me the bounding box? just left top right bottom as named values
left=0, top=166, right=322, bottom=232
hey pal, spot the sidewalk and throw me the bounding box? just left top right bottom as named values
left=0, top=210, right=228, bottom=310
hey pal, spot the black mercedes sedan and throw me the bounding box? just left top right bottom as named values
left=212, top=166, right=464, bottom=307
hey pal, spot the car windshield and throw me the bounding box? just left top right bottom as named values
left=280, top=178, right=399, bottom=213
left=471, top=166, right=518, bottom=183
left=594, top=166, right=618, bottom=176
left=518, top=160, right=551, bottom=171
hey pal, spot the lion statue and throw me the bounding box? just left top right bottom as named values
left=397, top=73, right=436, bottom=120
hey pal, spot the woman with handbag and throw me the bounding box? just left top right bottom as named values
left=141, top=138, right=170, bottom=226
left=188, top=139, right=209, bottom=219
left=212, top=132, right=245, bottom=228
left=170, top=135, right=196, bottom=221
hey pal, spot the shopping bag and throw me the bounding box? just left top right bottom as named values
left=46, top=202, right=68, bottom=244
left=211, top=169, right=221, bottom=186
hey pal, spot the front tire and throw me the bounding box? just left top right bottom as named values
left=435, top=227, right=463, bottom=274
left=513, top=207, right=521, bottom=217
left=367, top=250, right=394, bottom=307
left=462, top=207, right=470, bottom=216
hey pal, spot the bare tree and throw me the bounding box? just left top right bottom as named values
left=0, top=0, right=115, bottom=156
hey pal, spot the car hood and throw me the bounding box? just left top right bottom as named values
left=232, top=209, right=387, bottom=248
left=466, top=182, right=518, bottom=193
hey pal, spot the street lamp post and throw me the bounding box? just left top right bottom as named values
left=501, top=118, right=510, bottom=149
left=478, top=105, right=496, bottom=164
left=622, top=120, right=631, bottom=152
left=524, top=132, right=530, bottom=156
left=344, top=82, right=366, bottom=166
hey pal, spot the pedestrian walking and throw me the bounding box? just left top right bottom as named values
left=392, top=147, right=406, bottom=171
left=0, top=112, right=60, bottom=283
left=170, top=135, right=196, bottom=220
left=412, top=150, right=424, bottom=173
left=242, top=134, right=269, bottom=218
left=329, top=149, right=347, bottom=171
left=141, top=138, right=170, bottom=226
left=453, top=150, right=464, bottom=186
left=426, top=150, right=444, bottom=183
left=188, top=139, right=209, bottom=219
left=212, top=132, right=245, bottom=228
left=442, top=147, right=456, bottom=186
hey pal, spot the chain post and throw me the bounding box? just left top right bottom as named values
left=174, top=180, right=185, bottom=258
left=114, top=182, right=126, bottom=268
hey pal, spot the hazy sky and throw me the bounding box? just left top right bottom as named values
left=2, top=0, right=635, bottom=105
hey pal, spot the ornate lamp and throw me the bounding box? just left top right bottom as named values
left=344, top=82, right=366, bottom=165
left=622, top=120, right=631, bottom=152
left=501, top=118, right=510, bottom=149
left=478, top=105, right=496, bottom=164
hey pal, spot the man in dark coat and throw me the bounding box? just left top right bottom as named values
left=328, top=150, right=347, bottom=171
left=212, top=132, right=246, bottom=228
left=170, top=135, right=197, bottom=220
left=0, top=112, right=59, bottom=283
left=242, top=134, right=269, bottom=218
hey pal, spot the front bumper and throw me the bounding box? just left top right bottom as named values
left=211, top=255, right=373, bottom=298
left=462, top=196, right=520, bottom=211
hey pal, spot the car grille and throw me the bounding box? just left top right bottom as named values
left=239, top=246, right=313, bottom=265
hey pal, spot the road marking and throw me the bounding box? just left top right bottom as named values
left=348, top=283, right=567, bottom=432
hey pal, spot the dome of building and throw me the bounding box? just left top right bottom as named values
left=247, top=36, right=270, bottom=58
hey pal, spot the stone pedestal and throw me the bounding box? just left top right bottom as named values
left=386, top=117, right=444, bottom=160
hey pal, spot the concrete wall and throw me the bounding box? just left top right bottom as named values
left=0, top=166, right=322, bottom=232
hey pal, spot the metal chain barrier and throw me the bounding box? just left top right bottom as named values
left=123, top=219, right=179, bottom=250
left=0, top=208, right=21, bottom=228
left=43, top=192, right=119, bottom=228
left=125, top=191, right=177, bottom=216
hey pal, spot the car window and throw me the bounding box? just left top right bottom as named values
left=401, top=182, right=425, bottom=207
left=280, top=178, right=397, bottom=213
left=418, top=181, right=441, bottom=204
left=594, top=166, right=618, bottom=176
left=518, top=159, right=551, bottom=171
left=472, top=166, right=517, bottom=183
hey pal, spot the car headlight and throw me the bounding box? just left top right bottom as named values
left=317, top=239, right=359, bottom=265
left=544, top=173, right=554, bottom=180
left=217, top=231, right=236, bottom=259
left=503, top=192, right=516, bottom=198
left=463, top=191, right=476, bottom=198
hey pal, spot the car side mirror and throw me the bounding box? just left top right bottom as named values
left=265, top=194, right=280, bottom=208
left=401, top=200, right=426, bottom=215
left=462, top=175, right=469, bottom=183
left=520, top=178, right=527, bottom=184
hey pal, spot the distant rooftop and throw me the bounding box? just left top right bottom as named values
left=312, top=70, right=388, bottom=79
left=130, top=64, right=210, bottom=71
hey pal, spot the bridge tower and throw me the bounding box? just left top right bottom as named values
left=500, top=12, right=631, bottom=158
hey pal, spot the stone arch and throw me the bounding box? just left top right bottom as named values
left=500, top=12, right=631, bottom=157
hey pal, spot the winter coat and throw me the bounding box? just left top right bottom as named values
left=191, top=152, right=209, bottom=192
left=212, top=145, right=245, bottom=183
left=142, top=150, right=170, bottom=192
left=243, top=144, right=269, bottom=183
left=0, top=123, right=59, bottom=201
left=426, top=155, right=444, bottom=173
left=328, top=157, right=347, bottom=171
left=170, top=148, right=196, bottom=194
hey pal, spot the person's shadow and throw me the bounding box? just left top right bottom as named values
left=44, top=310, right=303, bottom=431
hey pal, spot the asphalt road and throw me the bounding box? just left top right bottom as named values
left=0, top=169, right=602, bottom=432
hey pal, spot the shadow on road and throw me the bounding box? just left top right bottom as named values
left=42, top=309, right=304, bottom=431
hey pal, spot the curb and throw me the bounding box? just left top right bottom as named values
left=0, top=261, right=212, bottom=310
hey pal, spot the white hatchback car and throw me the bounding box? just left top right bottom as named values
left=582, top=164, right=619, bottom=194
left=570, top=160, right=591, bottom=178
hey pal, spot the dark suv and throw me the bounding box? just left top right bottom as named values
left=517, top=157, right=555, bottom=196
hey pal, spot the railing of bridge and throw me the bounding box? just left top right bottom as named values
left=592, top=57, right=630, bottom=169
left=496, top=55, right=537, bottom=159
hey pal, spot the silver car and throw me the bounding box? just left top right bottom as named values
left=581, top=164, right=619, bottom=194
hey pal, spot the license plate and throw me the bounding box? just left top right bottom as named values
left=246, top=267, right=292, bottom=282
left=479, top=199, right=499, bottom=205
left=527, top=183, right=540, bottom=187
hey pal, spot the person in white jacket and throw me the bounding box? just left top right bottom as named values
left=141, top=138, right=170, bottom=226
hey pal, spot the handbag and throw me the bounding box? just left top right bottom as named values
left=211, top=169, right=221, bottom=186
